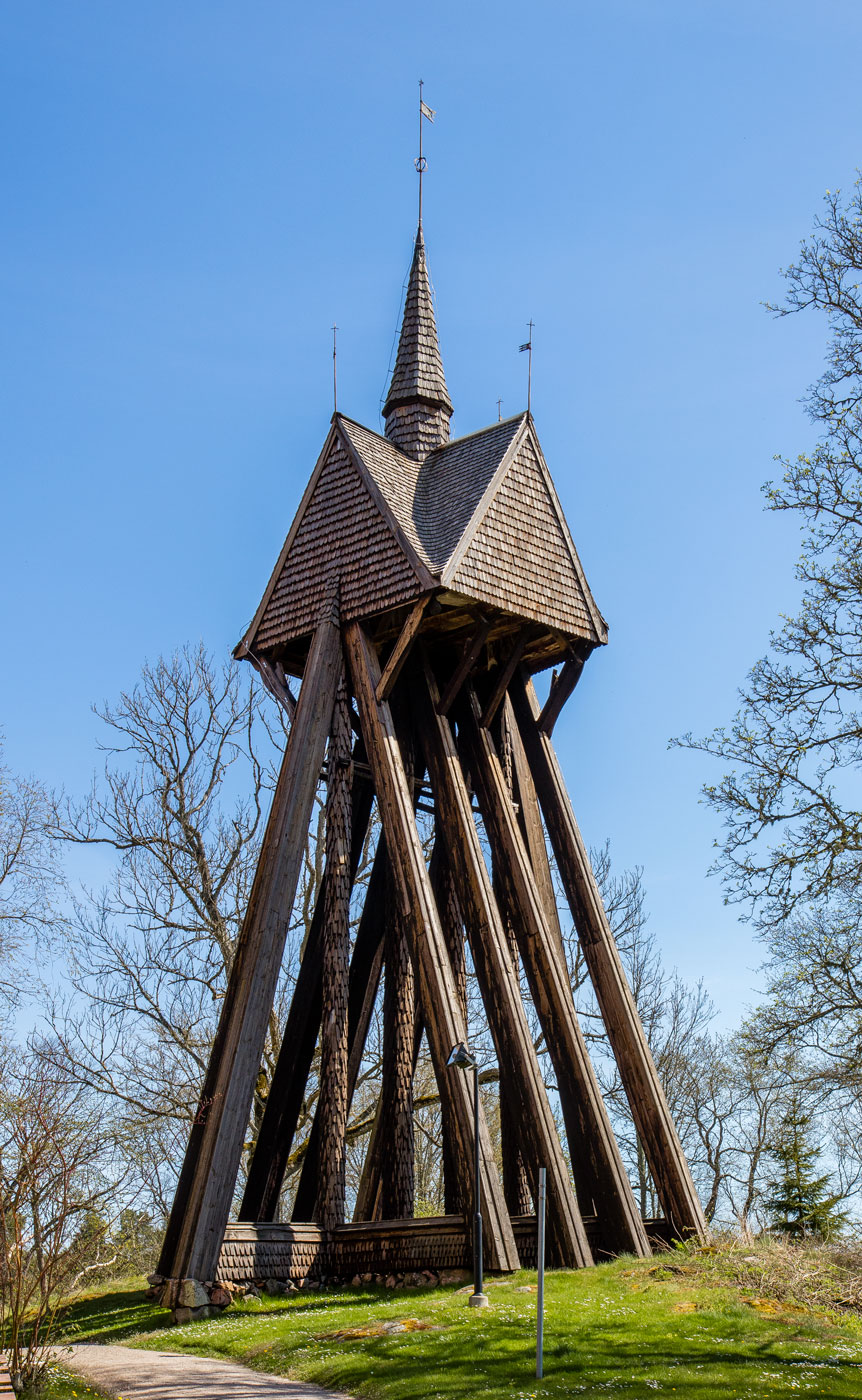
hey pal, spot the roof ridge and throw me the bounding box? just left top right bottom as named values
left=428, top=412, right=527, bottom=454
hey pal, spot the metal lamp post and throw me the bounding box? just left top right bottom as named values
left=447, top=1042, right=489, bottom=1308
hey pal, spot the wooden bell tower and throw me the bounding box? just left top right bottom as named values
left=157, top=220, right=706, bottom=1303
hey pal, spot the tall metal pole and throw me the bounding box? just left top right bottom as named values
left=469, top=1061, right=488, bottom=1306
left=536, top=1166, right=546, bottom=1377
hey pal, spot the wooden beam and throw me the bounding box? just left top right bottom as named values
left=416, top=657, right=591, bottom=1269
left=291, top=835, right=387, bottom=1222
left=436, top=614, right=492, bottom=716
left=240, top=755, right=374, bottom=1223
left=505, top=694, right=564, bottom=942
left=344, top=620, right=519, bottom=1271
left=508, top=669, right=708, bottom=1241
left=159, top=603, right=344, bottom=1285
left=314, top=662, right=352, bottom=1231
left=375, top=595, right=432, bottom=703
left=480, top=627, right=532, bottom=729
left=537, top=652, right=586, bottom=736
left=458, top=683, right=651, bottom=1258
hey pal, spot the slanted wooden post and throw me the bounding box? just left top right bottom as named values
left=509, top=670, right=707, bottom=1241
left=158, top=600, right=343, bottom=1285
left=379, top=863, right=416, bottom=1219
left=496, top=708, right=533, bottom=1218
left=240, top=752, right=374, bottom=1222
left=429, top=847, right=467, bottom=1216
left=416, top=656, right=590, bottom=1268
left=458, top=683, right=651, bottom=1257
left=345, top=621, right=519, bottom=1271
left=291, top=836, right=387, bottom=1221
left=314, top=661, right=352, bottom=1230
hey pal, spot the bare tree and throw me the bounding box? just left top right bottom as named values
left=0, top=740, right=60, bottom=1008
left=0, top=1046, right=124, bottom=1393
left=46, top=645, right=311, bottom=1215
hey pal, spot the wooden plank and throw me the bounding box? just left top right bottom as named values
left=436, top=614, right=492, bottom=716
left=459, top=683, right=651, bottom=1258
left=160, top=602, right=345, bottom=1285
left=508, top=669, right=707, bottom=1241
left=416, top=657, right=590, bottom=1269
left=537, top=652, right=585, bottom=736
left=376, top=596, right=432, bottom=702
left=344, top=620, right=519, bottom=1271
left=241, top=755, right=374, bottom=1223
left=480, top=626, right=533, bottom=729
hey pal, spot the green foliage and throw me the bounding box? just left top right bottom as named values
left=766, top=1099, right=849, bottom=1240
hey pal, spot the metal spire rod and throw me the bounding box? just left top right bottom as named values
left=520, top=320, right=534, bottom=414
left=332, top=323, right=338, bottom=413
left=416, top=80, right=435, bottom=228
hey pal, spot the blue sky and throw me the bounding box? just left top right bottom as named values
left=3, top=0, right=862, bottom=1026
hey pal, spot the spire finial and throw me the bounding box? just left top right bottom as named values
left=416, top=80, right=435, bottom=229
left=332, top=324, right=338, bottom=413
left=519, top=320, right=534, bottom=414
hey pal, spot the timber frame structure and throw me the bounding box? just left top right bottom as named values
left=157, top=219, right=706, bottom=1305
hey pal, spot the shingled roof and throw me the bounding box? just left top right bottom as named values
left=236, top=412, right=607, bottom=659
left=383, top=227, right=453, bottom=459
left=383, top=227, right=452, bottom=416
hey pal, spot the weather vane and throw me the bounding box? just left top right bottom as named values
left=519, top=320, right=534, bottom=414
left=416, top=79, right=436, bottom=226
left=332, top=323, right=338, bottom=413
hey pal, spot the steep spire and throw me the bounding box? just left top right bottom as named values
left=383, top=226, right=453, bottom=459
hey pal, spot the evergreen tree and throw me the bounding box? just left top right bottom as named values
left=766, top=1098, right=847, bottom=1240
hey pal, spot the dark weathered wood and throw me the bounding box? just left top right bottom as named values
left=480, top=626, right=532, bottom=729
left=379, top=867, right=416, bottom=1219
left=315, top=662, right=352, bottom=1231
left=416, top=656, right=590, bottom=1268
left=458, top=683, right=651, bottom=1257
left=429, top=846, right=467, bottom=1216
left=495, top=708, right=532, bottom=1217
left=354, top=989, right=426, bottom=1224
left=509, top=669, right=707, bottom=1241
left=537, top=652, right=586, bottom=736
left=376, top=595, right=433, bottom=702
left=159, top=604, right=344, bottom=1284
left=436, top=614, right=492, bottom=716
left=505, top=694, right=562, bottom=940
left=345, top=620, right=519, bottom=1271
left=291, top=835, right=388, bottom=1222
left=241, top=752, right=374, bottom=1223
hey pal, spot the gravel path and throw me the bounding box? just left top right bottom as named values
left=65, top=1344, right=354, bottom=1399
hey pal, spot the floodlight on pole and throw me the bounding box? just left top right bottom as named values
left=447, top=1042, right=488, bottom=1308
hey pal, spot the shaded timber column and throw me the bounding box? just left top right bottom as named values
left=314, top=661, right=352, bottom=1230
left=379, top=863, right=416, bottom=1219
left=496, top=708, right=533, bottom=1218
left=459, top=683, right=650, bottom=1257
left=158, top=600, right=343, bottom=1285
left=345, top=621, right=519, bottom=1271
left=416, top=656, right=590, bottom=1268
left=429, top=847, right=466, bottom=1216
left=508, top=670, right=707, bottom=1241
left=241, top=749, right=374, bottom=1223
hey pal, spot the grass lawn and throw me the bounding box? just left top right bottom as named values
left=50, top=1249, right=862, bottom=1399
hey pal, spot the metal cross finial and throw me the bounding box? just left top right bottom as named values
left=497, top=397, right=503, bottom=422
left=332, top=324, right=338, bottom=413
left=519, top=319, right=534, bottom=414
left=415, top=79, right=435, bottom=227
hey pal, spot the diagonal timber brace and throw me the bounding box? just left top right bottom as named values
left=344, top=620, right=519, bottom=1272
left=508, top=669, right=707, bottom=1241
